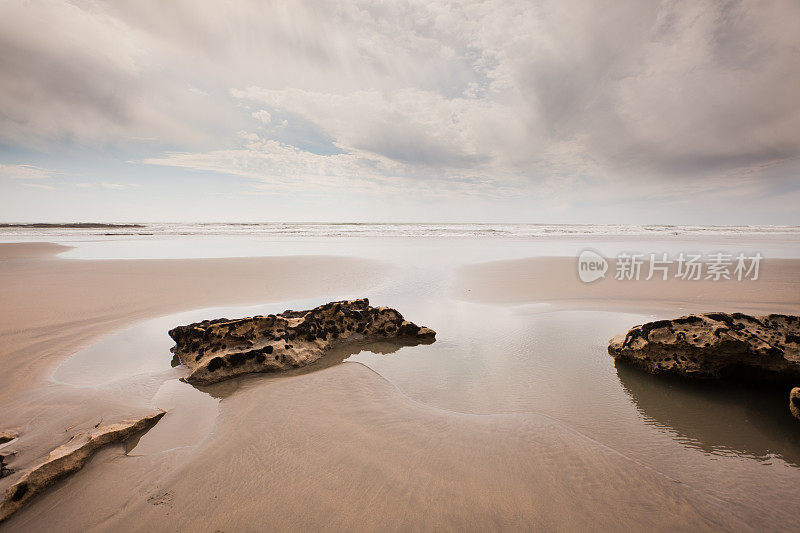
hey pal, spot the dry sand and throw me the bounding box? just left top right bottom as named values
left=1, top=242, right=799, bottom=531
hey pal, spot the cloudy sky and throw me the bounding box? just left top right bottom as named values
left=1, top=0, right=799, bottom=223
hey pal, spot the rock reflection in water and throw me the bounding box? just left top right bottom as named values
left=130, top=339, right=425, bottom=454
left=191, top=337, right=431, bottom=400
left=615, top=361, right=800, bottom=465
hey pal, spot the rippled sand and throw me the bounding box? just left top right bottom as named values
left=6, top=363, right=742, bottom=532
left=1, top=239, right=799, bottom=531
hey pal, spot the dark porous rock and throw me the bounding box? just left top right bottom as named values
left=609, top=313, right=800, bottom=421
left=608, top=313, right=800, bottom=381
left=0, top=453, right=12, bottom=479
left=0, top=432, right=18, bottom=479
left=169, top=298, right=436, bottom=384
left=791, top=388, right=800, bottom=421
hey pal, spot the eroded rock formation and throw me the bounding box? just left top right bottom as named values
left=0, top=432, right=18, bottom=480
left=608, top=313, right=800, bottom=380
left=169, top=298, right=436, bottom=384
left=0, top=411, right=164, bottom=523
left=0, top=454, right=12, bottom=480
left=608, top=313, right=800, bottom=421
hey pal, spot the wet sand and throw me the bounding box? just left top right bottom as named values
left=5, top=364, right=739, bottom=532
left=456, top=256, right=800, bottom=313
left=2, top=242, right=800, bottom=531
left=0, top=241, right=386, bottom=515
left=0, top=243, right=385, bottom=401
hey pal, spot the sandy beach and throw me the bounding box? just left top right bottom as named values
left=0, top=243, right=385, bottom=401
left=1, top=236, right=799, bottom=531
left=456, top=255, right=800, bottom=313
left=3, top=2, right=799, bottom=529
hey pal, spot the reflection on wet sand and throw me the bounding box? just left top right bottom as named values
left=616, top=361, right=800, bottom=465
left=50, top=300, right=435, bottom=457
left=134, top=339, right=434, bottom=454
left=192, top=337, right=435, bottom=400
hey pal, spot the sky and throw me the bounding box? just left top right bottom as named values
left=0, top=0, right=799, bottom=224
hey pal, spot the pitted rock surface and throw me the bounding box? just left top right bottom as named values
left=169, top=298, right=436, bottom=384
left=608, top=313, right=800, bottom=380
left=791, top=388, right=800, bottom=420
left=0, top=454, right=12, bottom=480
left=0, top=432, right=17, bottom=480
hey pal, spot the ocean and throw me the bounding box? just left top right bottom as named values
left=2, top=222, right=800, bottom=238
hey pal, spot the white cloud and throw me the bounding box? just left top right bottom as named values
left=145, top=136, right=408, bottom=192
left=1, top=0, right=799, bottom=222
left=143, top=134, right=519, bottom=198
left=251, top=109, right=271, bottom=124
left=22, top=182, right=55, bottom=190
left=232, top=87, right=532, bottom=169
left=4, top=0, right=796, bottom=175
left=0, top=163, right=54, bottom=180
left=100, top=182, right=137, bottom=190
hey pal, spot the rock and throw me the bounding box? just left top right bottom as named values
left=169, top=298, right=436, bottom=384
left=608, top=313, right=800, bottom=380
left=0, top=453, right=13, bottom=480
left=0, top=411, right=165, bottom=523
left=0, top=432, right=18, bottom=480
left=609, top=313, right=800, bottom=421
